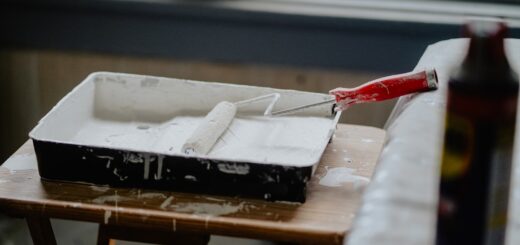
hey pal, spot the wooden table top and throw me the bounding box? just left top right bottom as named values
left=0, top=124, right=385, bottom=245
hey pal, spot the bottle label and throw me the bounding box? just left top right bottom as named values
left=485, top=123, right=514, bottom=245
left=437, top=92, right=517, bottom=244
left=440, top=113, right=474, bottom=179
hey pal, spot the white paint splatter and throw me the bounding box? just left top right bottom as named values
left=97, top=155, right=114, bottom=169
left=1, top=153, right=38, bottom=173
left=144, top=154, right=150, bottom=180
left=361, top=138, right=375, bottom=143
left=217, top=163, right=249, bottom=175
left=139, top=193, right=167, bottom=199
left=104, top=210, right=112, bottom=224
left=160, top=196, right=175, bottom=210
left=205, top=215, right=211, bottom=229
left=204, top=196, right=226, bottom=202
left=184, top=175, right=197, bottom=181
left=92, top=194, right=131, bottom=204
left=319, top=167, right=370, bottom=190
left=112, top=168, right=127, bottom=181
left=274, top=201, right=301, bottom=205
left=70, top=203, right=82, bottom=208
left=171, top=202, right=245, bottom=216
left=343, top=157, right=353, bottom=163
left=156, top=155, right=164, bottom=180
left=90, top=185, right=110, bottom=192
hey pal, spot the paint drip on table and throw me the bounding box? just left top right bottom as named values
left=319, top=167, right=370, bottom=191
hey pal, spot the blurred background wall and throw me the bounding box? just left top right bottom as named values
left=1, top=0, right=519, bottom=162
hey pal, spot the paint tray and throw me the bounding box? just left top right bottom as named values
left=29, top=72, right=340, bottom=202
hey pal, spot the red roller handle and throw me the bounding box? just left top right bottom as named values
left=329, top=68, right=438, bottom=111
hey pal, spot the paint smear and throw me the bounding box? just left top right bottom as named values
left=204, top=196, right=226, bottom=202
left=170, top=202, right=245, bottom=216
left=274, top=200, right=301, bottom=206
left=104, top=210, right=112, bottom=224
left=160, top=196, right=175, bottom=209
left=319, top=167, right=370, bottom=190
left=1, top=153, right=38, bottom=173
left=139, top=192, right=167, bottom=199
left=92, top=194, right=131, bottom=204
left=90, top=185, right=110, bottom=192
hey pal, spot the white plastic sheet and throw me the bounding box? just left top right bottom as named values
left=347, top=38, right=520, bottom=245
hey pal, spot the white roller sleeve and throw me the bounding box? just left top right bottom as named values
left=182, top=101, right=237, bottom=155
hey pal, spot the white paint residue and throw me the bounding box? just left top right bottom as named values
left=361, top=138, right=375, bottom=143
left=204, top=196, right=226, bottom=202
left=217, top=163, right=249, bottom=175
left=96, top=155, right=114, bottom=160
left=104, top=210, right=112, bottom=224
left=184, top=175, right=197, bottom=181
left=70, top=116, right=335, bottom=167
left=171, top=202, right=245, bottom=216
left=92, top=194, right=131, bottom=204
left=96, top=155, right=114, bottom=168
left=205, top=215, right=211, bottom=229
left=31, top=73, right=339, bottom=169
left=319, top=167, right=370, bottom=190
left=156, top=155, right=164, bottom=180
left=160, top=196, right=175, bottom=209
left=139, top=193, right=167, bottom=199
left=143, top=154, right=150, bottom=180
left=377, top=81, right=389, bottom=94
left=0, top=179, right=9, bottom=184
left=125, top=153, right=144, bottom=163
left=274, top=201, right=301, bottom=206
left=343, top=157, right=353, bottom=163
left=113, top=168, right=127, bottom=181
left=1, top=153, right=38, bottom=173
left=90, top=185, right=110, bottom=192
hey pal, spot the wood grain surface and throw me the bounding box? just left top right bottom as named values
left=0, top=124, right=385, bottom=244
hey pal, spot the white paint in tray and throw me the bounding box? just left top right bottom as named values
left=29, top=72, right=339, bottom=168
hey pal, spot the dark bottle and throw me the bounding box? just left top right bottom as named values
left=436, top=21, right=519, bottom=245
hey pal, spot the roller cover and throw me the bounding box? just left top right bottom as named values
left=182, top=101, right=237, bottom=155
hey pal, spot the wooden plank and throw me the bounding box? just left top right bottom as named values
left=0, top=124, right=385, bottom=245
left=26, top=217, right=57, bottom=245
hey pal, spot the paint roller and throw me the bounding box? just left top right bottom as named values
left=182, top=68, right=439, bottom=155
left=182, top=93, right=280, bottom=155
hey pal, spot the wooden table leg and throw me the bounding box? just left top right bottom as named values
left=97, top=224, right=209, bottom=245
left=97, top=224, right=116, bottom=245
left=26, top=217, right=57, bottom=245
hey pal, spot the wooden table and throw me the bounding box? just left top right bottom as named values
left=0, top=124, right=385, bottom=245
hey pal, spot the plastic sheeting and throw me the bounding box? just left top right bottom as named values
left=346, top=38, right=520, bottom=245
